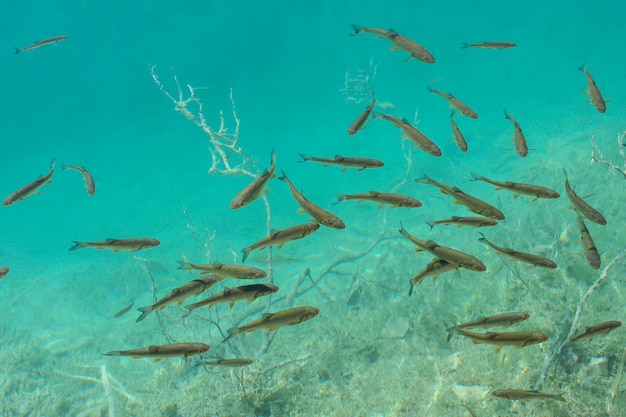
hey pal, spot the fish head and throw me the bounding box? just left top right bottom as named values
left=524, top=333, right=549, bottom=346
left=420, top=52, right=435, bottom=64
left=300, top=307, right=320, bottom=322
left=322, top=217, right=346, bottom=229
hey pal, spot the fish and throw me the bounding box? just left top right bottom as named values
left=409, top=259, right=458, bottom=296
left=2, top=159, right=56, bottom=206
left=386, top=29, right=435, bottom=63
left=447, top=312, right=530, bottom=341
left=562, top=168, right=607, bottom=225
left=348, top=97, right=376, bottom=135
left=177, top=260, right=267, bottom=279
left=459, top=404, right=478, bottom=417
left=399, top=222, right=486, bottom=271
left=491, top=389, right=565, bottom=402
left=427, top=216, right=498, bottom=230
left=470, top=172, right=560, bottom=199
left=0, top=267, right=9, bottom=279
left=183, top=283, right=279, bottom=316
left=68, top=238, right=160, bottom=252
left=334, top=191, right=422, bottom=208
left=372, top=112, right=442, bottom=156
left=461, top=42, right=516, bottom=49
left=579, top=64, right=606, bottom=113
left=349, top=25, right=435, bottom=63
left=278, top=170, right=345, bottom=229
left=503, top=109, right=528, bottom=157
left=113, top=301, right=134, bottom=318
left=223, top=306, right=319, bottom=342
left=230, top=149, right=276, bottom=209
left=199, top=358, right=253, bottom=367
left=449, top=110, right=468, bottom=152
left=103, top=342, right=209, bottom=361
left=62, top=165, right=95, bottom=196
left=415, top=173, right=505, bottom=220
left=569, top=320, right=621, bottom=343
left=428, top=87, right=478, bottom=119
left=576, top=215, right=601, bottom=270
left=14, top=35, right=67, bottom=54
left=451, top=328, right=549, bottom=353
left=298, top=154, right=384, bottom=171
left=241, top=223, right=320, bottom=263
left=478, top=233, right=557, bottom=268
left=136, top=275, right=223, bottom=322
left=349, top=24, right=394, bottom=39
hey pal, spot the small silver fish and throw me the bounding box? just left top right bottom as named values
left=348, top=97, right=376, bottom=135
left=579, top=64, right=606, bottom=113
left=103, top=342, right=209, bottom=361
left=69, top=238, right=160, bottom=252
left=569, top=320, right=621, bottom=343
left=503, top=109, right=528, bottom=157
left=299, top=154, right=384, bottom=171
left=428, top=87, right=478, bottom=119
left=478, top=233, right=557, bottom=268
left=230, top=150, right=276, bottom=209
left=3, top=159, right=56, bottom=206
left=62, top=164, right=95, bottom=196
left=492, top=389, right=564, bottom=402
left=14, top=36, right=67, bottom=54
left=223, top=306, right=319, bottom=342
left=241, top=223, right=320, bottom=263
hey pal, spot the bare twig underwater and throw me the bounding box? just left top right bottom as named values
left=150, top=65, right=275, bottom=350
left=590, top=133, right=626, bottom=179
left=535, top=249, right=626, bottom=389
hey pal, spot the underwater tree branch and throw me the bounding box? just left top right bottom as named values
left=590, top=133, right=626, bottom=179
left=535, top=248, right=626, bottom=389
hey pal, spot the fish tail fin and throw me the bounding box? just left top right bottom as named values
left=427, top=86, right=435, bottom=93
left=298, top=154, right=311, bottom=163
left=446, top=326, right=459, bottom=341
left=13, top=47, right=20, bottom=54
left=578, top=63, right=586, bottom=72
left=222, top=327, right=239, bottom=343
left=349, top=24, right=364, bottom=36
left=477, top=231, right=487, bottom=243
left=461, top=43, right=470, bottom=49
left=68, top=241, right=87, bottom=251
left=414, top=172, right=433, bottom=185
left=470, top=172, right=485, bottom=182
left=102, top=351, right=121, bottom=356
left=426, top=221, right=435, bottom=230
left=277, top=169, right=288, bottom=183
left=561, top=167, right=568, bottom=179
left=450, top=109, right=457, bottom=117
left=333, top=194, right=346, bottom=205
left=371, top=110, right=384, bottom=119
left=181, top=306, right=193, bottom=318
left=50, top=158, right=57, bottom=171
left=554, top=394, right=566, bottom=402
left=135, top=306, right=153, bottom=322
left=241, top=246, right=252, bottom=263
left=269, top=149, right=277, bottom=167
left=408, top=281, right=417, bottom=297
left=177, top=260, right=192, bottom=270
left=503, top=108, right=512, bottom=120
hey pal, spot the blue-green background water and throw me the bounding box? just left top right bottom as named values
left=1, top=1, right=626, bottom=416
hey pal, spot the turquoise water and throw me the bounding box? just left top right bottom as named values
left=1, top=1, right=626, bottom=416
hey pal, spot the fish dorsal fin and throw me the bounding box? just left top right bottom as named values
left=335, top=155, right=344, bottom=159
left=261, top=313, right=273, bottom=319
left=148, top=345, right=159, bottom=353
left=105, top=238, right=117, bottom=243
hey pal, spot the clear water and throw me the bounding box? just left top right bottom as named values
left=1, top=1, right=625, bottom=416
